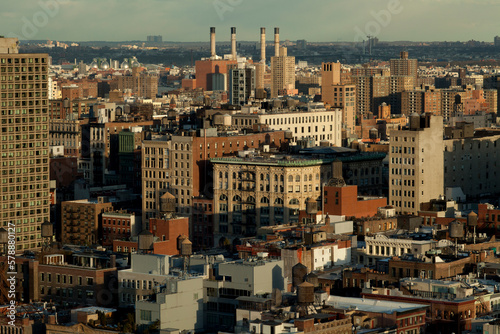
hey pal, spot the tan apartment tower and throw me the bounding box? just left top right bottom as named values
left=389, top=113, right=444, bottom=215
left=321, top=62, right=356, bottom=132
left=390, top=51, right=418, bottom=87
left=271, top=47, right=295, bottom=98
left=0, top=38, right=50, bottom=251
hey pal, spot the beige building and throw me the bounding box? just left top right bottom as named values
left=321, top=63, right=356, bottom=132
left=390, top=51, right=418, bottom=87
left=440, top=88, right=473, bottom=121
left=444, top=132, right=500, bottom=198
left=389, top=114, right=444, bottom=215
left=229, top=108, right=342, bottom=146
left=0, top=38, right=50, bottom=251
left=115, top=67, right=158, bottom=99
left=142, top=135, right=194, bottom=222
left=356, top=234, right=434, bottom=266
left=270, top=47, right=295, bottom=98
left=49, top=118, right=83, bottom=157
left=212, top=157, right=329, bottom=239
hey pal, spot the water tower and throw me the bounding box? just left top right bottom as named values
left=297, top=281, right=316, bottom=316
left=292, top=262, right=308, bottom=290
left=467, top=211, right=478, bottom=244
left=41, top=220, right=53, bottom=250
left=138, top=230, right=154, bottom=254
left=449, top=221, right=464, bottom=257
left=306, top=198, right=318, bottom=225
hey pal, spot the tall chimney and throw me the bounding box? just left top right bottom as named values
left=260, top=27, right=266, bottom=63
left=274, top=27, right=280, bottom=57
left=231, top=27, right=237, bottom=60
left=210, top=27, right=216, bottom=58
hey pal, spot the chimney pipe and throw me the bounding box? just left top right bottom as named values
left=274, top=27, right=280, bottom=57
left=231, top=27, right=237, bottom=60
left=210, top=27, right=216, bottom=58
left=260, top=27, right=266, bottom=63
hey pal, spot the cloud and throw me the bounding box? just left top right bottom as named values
left=0, top=0, right=498, bottom=41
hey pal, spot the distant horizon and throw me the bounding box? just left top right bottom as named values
left=2, top=0, right=500, bottom=44
left=17, top=38, right=498, bottom=44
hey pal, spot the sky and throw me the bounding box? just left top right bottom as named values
left=1, top=0, right=500, bottom=42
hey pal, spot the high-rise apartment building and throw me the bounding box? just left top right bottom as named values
left=228, top=62, right=255, bottom=106
left=390, top=51, right=418, bottom=87
left=0, top=38, right=50, bottom=251
left=389, top=114, right=444, bottom=215
left=321, top=62, right=356, bottom=132
left=271, top=47, right=295, bottom=98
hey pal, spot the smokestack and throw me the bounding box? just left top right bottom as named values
left=260, top=27, right=266, bottom=63
left=231, top=27, right=237, bottom=60
left=274, top=27, right=280, bottom=57
left=210, top=27, right=216, bottom=58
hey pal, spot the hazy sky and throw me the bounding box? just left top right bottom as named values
left=2, top=0, right=500, bottom=42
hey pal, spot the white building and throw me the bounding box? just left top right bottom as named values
left=118, top=253, right=170, bottom=307
left=230, top=108, right=342, bottom=146
left=136, top=276, right=205, bottom=332
left=357, top=234, right=435, bottom=266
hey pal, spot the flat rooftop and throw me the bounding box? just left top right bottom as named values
left=326, top=295, right=427, bottom=314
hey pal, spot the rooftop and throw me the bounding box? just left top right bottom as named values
left=211, top=156, right=323, bottom=167
left=326, top=296, right=427, bottom=314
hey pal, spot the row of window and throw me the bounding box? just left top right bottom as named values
left=40, top=273, right=93, bottom=285
left=40, top=286, right=93, bottom=299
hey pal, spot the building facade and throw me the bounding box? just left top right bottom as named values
left=0, top=38, right=50, bottom=251
left=212, top=157, right=328, bottom=240
left=389, top=114, right=444, bottom=215
left=271, top=47, right=295, bottom=98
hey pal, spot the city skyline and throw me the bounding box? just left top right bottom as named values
left=1, top=0, right=500, bottom=43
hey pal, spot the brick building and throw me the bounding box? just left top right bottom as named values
left=141, top=130, right=288, bottom=223
left=323, top=184, right=386, bottom=218
left=0, top=254, right=117, bottom=307
left=102, top=211, right=140, bottom=247
left=61, top=198, right=114, bottom=245
left=112, top=216, right=189, bottom=255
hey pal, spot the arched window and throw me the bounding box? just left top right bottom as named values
left=174, top=144, right=178, bottom=150
left=225, top=172, right=228, bottom=178
left=274, top=175, right=278, bottom=182
left=296, top=175, right=300, bottom=182
left=219, top=171, right=223, bottom=178
left=233, top=195, right=241, bottom=202
left=180, top=144, right=184, bottom=150
left=288, top=175, right=293, bottom=182
left=186, top=144, right=190, bottom=150
left=289, top=198, right=299, bottom=205
left=220, top=194, right=228, bottom=201
left=281, top=175, right=284, bottom=182
left=316, top=173, right=319, bottom=180
left=274, top=198, right=283, bottom=205
left=260, top=174, right=264, bottom=181
left=247, top=196, right=255, bottom=203
left=233, top=172, right=237, bottom=179
left=261, top=197, right=269, bottom=204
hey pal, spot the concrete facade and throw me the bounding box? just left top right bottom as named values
left=211, top=157, right=328, bottom=240
left=389, top=114, right=444, bottom=215
left=0, top=41, right=50, bottom=251
left=135, top=276, right=205, bottom=332
left=444, top=133, right=500, bottom=199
